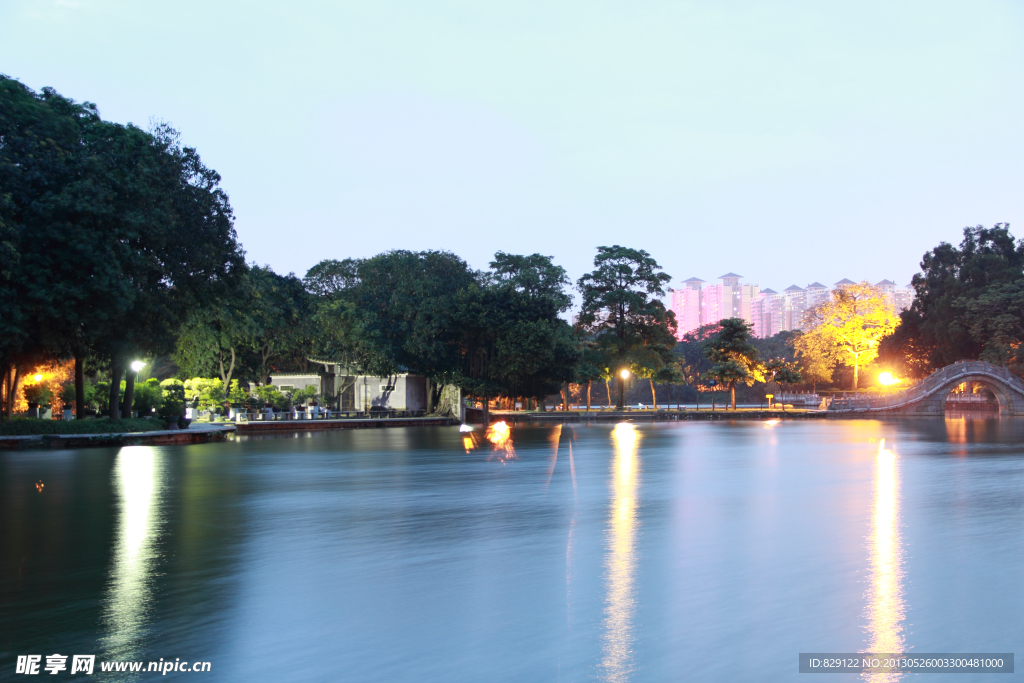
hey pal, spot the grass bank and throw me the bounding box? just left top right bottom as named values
left=0, top=417, right=168, bottom=436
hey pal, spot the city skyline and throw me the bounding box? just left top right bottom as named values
left=670, top=273, right=914, bottom=339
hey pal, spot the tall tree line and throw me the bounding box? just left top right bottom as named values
left=0, top=76, right=244, bottom=418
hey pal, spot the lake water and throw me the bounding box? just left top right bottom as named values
left=3, top=419, right=1024, bottom=681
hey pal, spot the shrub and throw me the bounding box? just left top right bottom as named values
left=0, top=416, right=168, bottom=436
left=184, top=378, right=225, bottom=412
left=60, top=383, right=77, bottom=409
left=160, top=379, right=186, bottom=418
left=89, top=381, right=116, bottom=411
left=23, top=383, right=52, bottom=407
left=228, top=379, right=249, bottom=404
left=294, top=385, right=319, bottom=406
left=254, top=384, right=289, bottom=410
left=133, top=378, right=163, bottom=416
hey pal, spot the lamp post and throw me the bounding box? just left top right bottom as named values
left=618, top=368, right=630, bottom=410
left=124, top=360, right=146, bottom=418
left=131, top=360, right=146, bottom=378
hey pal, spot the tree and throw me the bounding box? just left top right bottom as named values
left=956, top=280, right=1024, bottom=372
left=701, top=318, right=763, bottom=409
left=764, top=358, right=802, bottom=410
left=675, top=323, right=718, bottom=409
left=576, top=246, right=676, bottom=408
left=174, top=292, right=254, bottom=389
left=799, top=283, right=898, bottom=390
left=348, top=250, right=478, bottom=379
left=176, top=264, right=309, bottom=387
left=878, top=224, right=1024, bottom=375
left=575, top=341, right=610, bottom=411
left=451, top=252, right=580, bottom=423
left=0, top=78, right=244, bottom=420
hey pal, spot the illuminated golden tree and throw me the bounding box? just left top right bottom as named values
left=796, top=283, right=898, bottom=390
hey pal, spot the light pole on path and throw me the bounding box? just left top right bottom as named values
left=618, top=368, right=630, bottom=410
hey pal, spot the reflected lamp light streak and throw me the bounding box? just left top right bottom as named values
left=601, top=423, right=640, bottom=682
left=102, top=447, right=162, bottom=657
left=863, top=439, right=906, bottom=682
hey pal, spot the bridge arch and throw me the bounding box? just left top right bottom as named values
left=828, top=360, right=1024, bottom=416
left=932, top=374, right=1010, bottom=415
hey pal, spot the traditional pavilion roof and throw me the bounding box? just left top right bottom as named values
left=835, top=278, right=856, bottom=285
left=784, top=284, right=806, bottom=292
left=761, top=288, right=778, bottom=294
left=876, top=279, right=896, bottom=286
left=718, top=272, right=743, bottom=279
left=683, top=277, right=706, bottom=283
left=807, top=281, right=827, bottom=289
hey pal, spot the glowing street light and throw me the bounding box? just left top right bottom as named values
left=617, top=368, right=630, bottom=409
left=33, top=374, right=43, bottom=382
left=878, top=372, right=901, bottom=387
left=130, top=360, right=146, bottom=374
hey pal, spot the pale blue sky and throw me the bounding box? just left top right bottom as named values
left=3, top=0, right=1023, bottom=294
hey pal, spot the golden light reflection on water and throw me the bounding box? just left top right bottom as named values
left=102, top=447, right=162, bottom=657
left=601, top=423, right=639, bottom=682
left=863, top=439, right=906, bottom=682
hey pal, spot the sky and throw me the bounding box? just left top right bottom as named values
left=3, top=0, right=1023, bottom=297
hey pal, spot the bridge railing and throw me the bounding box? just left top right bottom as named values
left=827, top=360, right=1024, bottom=412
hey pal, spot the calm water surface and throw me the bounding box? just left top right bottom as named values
left=3, top=420, right=1024, bottom=681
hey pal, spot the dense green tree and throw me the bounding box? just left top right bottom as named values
left=576, top=245, right=676, bottom=408
left=236, top=265, right=309, bottom=385
left=348, top=250, right=478, bottom=379
left=452, top=252, right=580, bottom=421
left=701, top=318, right=763, bottom=409
left=956, top=280, right=1024, bottom=371
left=303, top=258, right=360, bottom=299
left=764, top=358, right=802, bottom=410
left=575, top=341, right=611, bottom=410
left=675, top=323, right=718, bottom=408
left=879, top=224, right=1024, bottom=376
left=0, top=77, right=244, bottom=419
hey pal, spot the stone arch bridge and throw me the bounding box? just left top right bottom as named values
left=828, top=360, right=1024, bottom=416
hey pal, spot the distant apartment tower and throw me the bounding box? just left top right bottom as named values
left=835, top=278, right=915, bottom=313
left=672, top=275, right=915, bottom=340
left=875, top=279, right=915, bottom=313
left=671, top=273, right=759, bottom=339
left=669, top=277, right=704, bottom=337
left=752, top=285, right=812, bottom=337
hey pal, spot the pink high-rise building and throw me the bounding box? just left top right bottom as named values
left=671, top=274, right=915, bottom=340
left=671, top=273, right=759, bottom=339
left=670, top=278, right=704, bottom=339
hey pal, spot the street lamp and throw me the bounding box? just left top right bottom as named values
left=131, top=360, right=146, bottom=374
left=33, top=374, right=43, bottom=382
left=618, top=368, right=630, bottom=409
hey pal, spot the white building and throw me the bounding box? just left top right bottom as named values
left=270, top=363, right=427, bottom=411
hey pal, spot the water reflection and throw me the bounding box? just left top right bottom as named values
left=863, top=439, right=905, bottom=682
left=601, top=423, right=640, bottom=682
left=102, top=447, right=163, bottom=658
